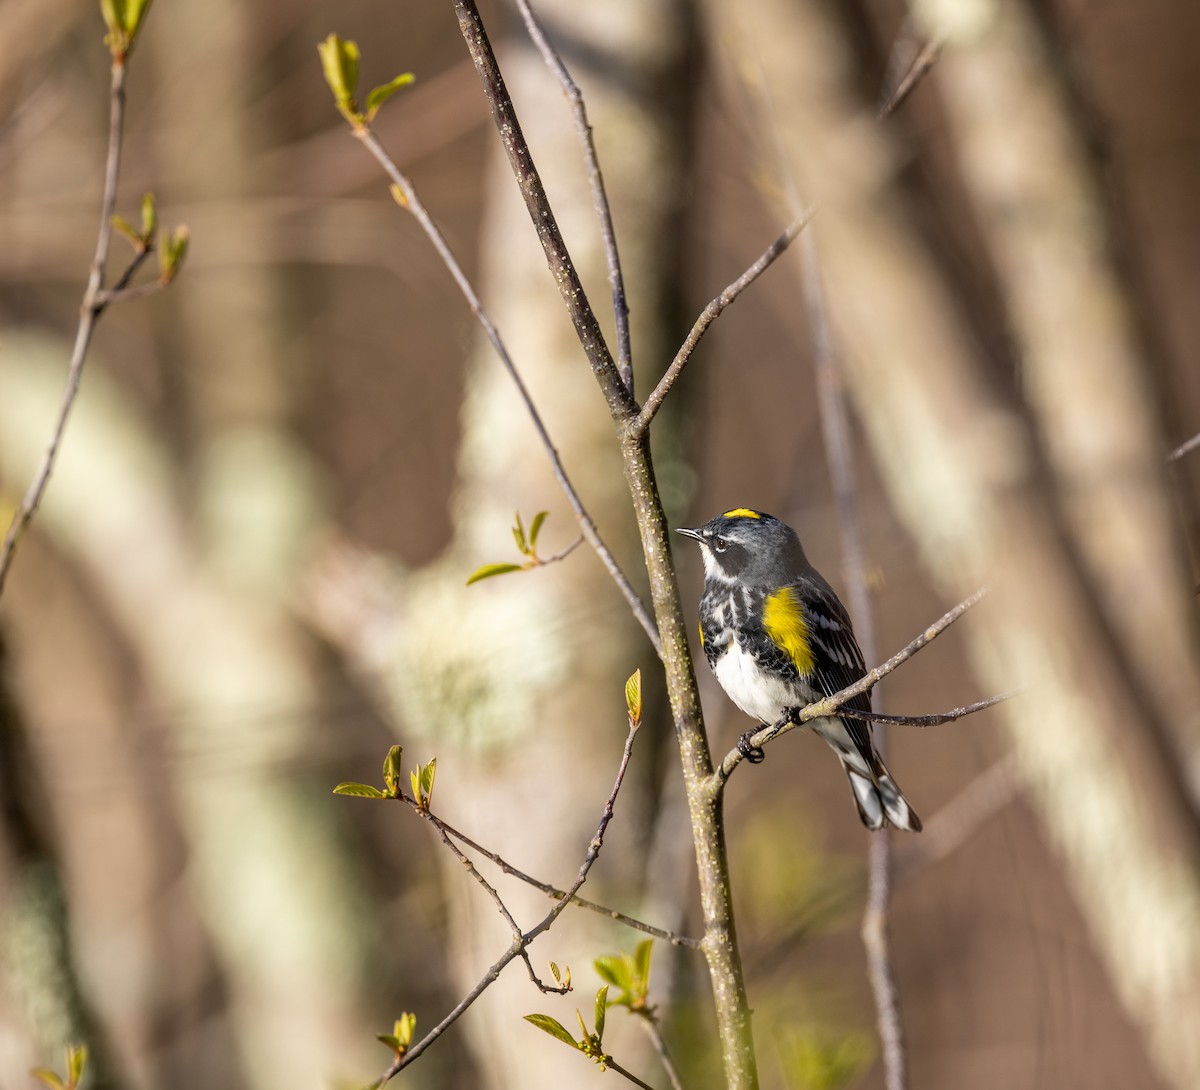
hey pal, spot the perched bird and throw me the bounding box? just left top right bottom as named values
left=677, top=508, right=921, bottom=832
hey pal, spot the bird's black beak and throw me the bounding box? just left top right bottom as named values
left=675, top=527, right=704, bottom=542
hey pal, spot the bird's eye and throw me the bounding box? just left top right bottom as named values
left=712, top=536, right=728, bottom=553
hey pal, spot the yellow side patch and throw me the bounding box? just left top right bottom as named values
left=698, top=620, right=705, bottom=647
left=762, top=586, right=815, bottom=675
left=722, top=507, right=761, bottom=520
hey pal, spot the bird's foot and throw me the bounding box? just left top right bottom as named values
left=737, top=729, right=766, bottom=763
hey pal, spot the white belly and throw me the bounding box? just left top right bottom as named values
left=711, top=643, right=799, bottom=725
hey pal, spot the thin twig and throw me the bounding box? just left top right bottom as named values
left=514, top=0, right=633, bottom=394
left=839, top=690, right=1015, bottom=727
left=606, top=1056, right=661, bottom=1090
left=633, top=215, right=812, bottom=437
left=374, top=721, right=643, bottom=1084
left=0, top=57, right=129, bottom=597
left=638, top=1017, right=686, bottom=1090
left=878, top=37, right=943, bottom=120
left=631, top=30, right=943, bottom=442
left=1168, top=431, right=1200, bottom=462
left=431, top=812, right=701, bottom=948
left=351, top=125, right=661, bottom=655
left=716, top=589, right=988, bottom=780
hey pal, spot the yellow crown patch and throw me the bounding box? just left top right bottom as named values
left=722, top=507, right=761, bottom=520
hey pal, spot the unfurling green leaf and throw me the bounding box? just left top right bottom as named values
left=383, top=744, right=404, bottom=797
left=365, top=72, right=415, bottom=121
left=624, top=669, right=642, bottom=727
left=419, top=758, right=436, bottom=807
left=465, top=562, right=524, bottom=586
left=594, top=985, right=608, bottom=1042
left=528, top=510, right=549, bottom=549
left=100, top=0, right=154, bottom=56
left=549, top=961, right=561, bottom=984
left=392, top=1013, right=416, bottom=1048
left=158, top=225, right=189, bottom=283
left=140, top=192, right=157, bottom=239
left=594, top=954, right=632, bottom=994
left=524, top=1014, right=579, bottom=1049
left=30, top=1070, right=65, bottom=1090
left=111, top=214, right=141, bottom=247
left=333, top=782, right=386, bottom=799
left=512, top=512, right=527, bottom=554
left=633, top=938, right=653, bottom=995
left=318, top=33, right=362, bottom=121
left=65, top=1045, right=88, bottom=1087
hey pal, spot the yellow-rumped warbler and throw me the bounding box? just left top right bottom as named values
left=677, top=508, right=921, bottom=832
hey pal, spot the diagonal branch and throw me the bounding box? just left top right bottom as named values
left=838, top=691, right=1015, bottom=727
left=351, top=125, right=661, bottom=655
left=429, top=810, right=701, bottom=948
left=633, top=214, right=813, bottom=437
left=0, top=58, right=129, bottom=597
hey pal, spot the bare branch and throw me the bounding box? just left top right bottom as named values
left=351, top=125, right=661, bottom=655
left=420, top=804, right=700, bottom=948
left=1168, top=431, right=1200, bottom=463
left=0, top=57, right=129, bottom=596
left=514, top=0, right=633, bottom=393
left=878, top=37, right=943, bottom=120
left=633, top=215, right=812, bottom=437
left=374, top=720, right=643, bottom=1084
left=839, top=690, right=1016, bottom=727
left=637, top=1016, right=687, bottom=1090
left=716, top=589, right=987, bottom=780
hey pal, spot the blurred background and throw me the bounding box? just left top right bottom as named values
left=1, top=1, right=1198, bottom=1089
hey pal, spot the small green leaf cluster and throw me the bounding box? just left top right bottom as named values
left=375, top=1013, right=417, bottom=1061
left=466, top=510, right=553, bottom=585
left=100, top=0, right=152, bottom=57
left=333, top=745, right=436, bottom=809
left=31, top=1044, right=88, bottom=1090
left=318, top=34, right=414, bottom=127
left=111, top=193, right=188, bottom=283
left=524, top=985, right=611, bottom=1070
left=595, top=939, right=654, bottom=1016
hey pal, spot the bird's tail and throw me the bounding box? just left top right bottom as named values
left=844, top=758, right=922, bottom=833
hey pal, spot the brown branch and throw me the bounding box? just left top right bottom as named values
left=1168, top=431, right=1200, bottom=463
left=637, top=1017, right=686, bottom=1090
left=514, top=0, right=633, bottom=393
left=430, top=811, right=701, bottom=949
left=716, top=589, right=988, bottom=781
left=0, top=56, right=129, bottom=597
left=633, top=214, right=812, bottom=437
left=350, top=124, right=661, bottom=655
left=878, top=37, right=943, bottom=120
left=839, top=690, right=1015, bottom=727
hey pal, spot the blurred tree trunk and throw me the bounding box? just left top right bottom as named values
left=704, top=3, right=1200, bottom=1089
